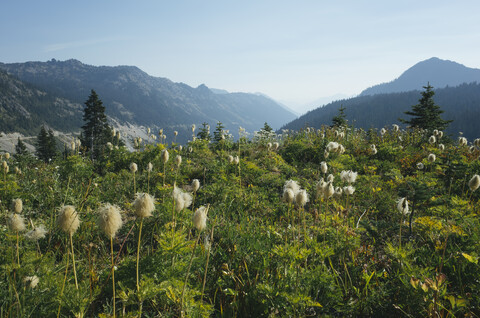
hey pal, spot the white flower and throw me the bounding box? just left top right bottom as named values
left=193, top=206, right=208, bottom=231
left=469, top=175, right=480, bottom=192
left=343, top=186, right=355, bottom=195
left=428, top=154, right=436, bottom=163
left=397, top=197, right=410, bottom=215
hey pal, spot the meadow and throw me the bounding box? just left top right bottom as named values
left=1, top=125, right=480, bottom=317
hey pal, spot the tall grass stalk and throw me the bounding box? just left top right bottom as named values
left=136, top=218, right=144, bottom=293
left=110, top=236, right=116, bottom=318
left=70, top=233, right=78, bottom=289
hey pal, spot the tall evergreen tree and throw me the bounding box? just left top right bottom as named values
left=213, top=121, right=226, bottom=143
left=197, top=122, right=211, bottom=141
left=331, top=105, right=347, bottom=128
left=35, top=126, right=57, bottom=163
left=15, top=137, right=28, bottom=156
left=80, top=90, right=112, bottom=160
left=399, top=84, right=452, bottom=132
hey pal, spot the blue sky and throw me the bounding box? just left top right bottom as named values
left=1, top=1, right=480, bottom=111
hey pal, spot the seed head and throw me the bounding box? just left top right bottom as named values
left=417, top=162, right=424, bottom=170
left=428, top=154, right=436, bottom=163
left=25, top=225, right=47, bottom=241
left=11, top=198, right=23, bottom=214
left=147, top=162, right=153, bottom=172
left=334, top=186, right=343, bottom=197
left=193, top=206, right=208, bottom=231
left=320, top=161, right=328, bottom=174
left=325, top=182, right=335, bottom=199
left=97, top=203, right=123, bottom=238
left=5, top=153, right=10, bottom=160
left=24, top=276, right=39, bottom=289
left=380, top=128, right=386, bottom=136
left=132, top=193, right=155, bottom=218
left=130, top=162, right=138, bottom=173
left=459, top=137, right=467, bottom=146
left=295, top=189, right=309, bottom=208
left=175, top=155, right=182, bottom=167
left=57, top=205, right=81, bottom=235
left=192, top=179, right=200, bottom=192
left=7, top=213, right=26, bottom=232
left=468, top=175, right=480, bottom=192
left=429, top=136, right=436, bottom=144
left=273, top=142, right=279, bottom=150
left=191, top=124, right=196, bottom=133
left=438, top=144, right=445, bottom=151
left=392, top=124, right=399, bottom=132
left=283, top=188, right=295, bottom=204
left=327, top=174, right=334, bottom=183
left=161, top=149, right=169, bottom=163
left=227, top=155, right=234, bottom=163
left=397, top=197, right=410, bottom=215
left=326, top=142, right=339, bottom=152
left=173, top=186, right=192, bottom=212
left=234, top=156, right=240, bottom=165
left=343, top=185, right=355, bottom=195
left=283, top=180, right=300, bottom=195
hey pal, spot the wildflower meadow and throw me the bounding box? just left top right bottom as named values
left=1, top=125, right=480, bottom=317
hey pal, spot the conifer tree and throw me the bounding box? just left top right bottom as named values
left=213, top=121, right=226, bottom=143
left=35, top=126, right=57, bottom=163
left=399, top=84, right=452, bottom=133
left=15, top=137, right=28, bottom=156
left=80, top=90, right=112, bottom=160
left=331, top=105, right=347, bottom=128
left=197, top=122, right=211, bottom=141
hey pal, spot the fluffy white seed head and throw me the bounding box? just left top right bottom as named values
left=234, top=156, right=240, bottom=165
left=428, top=154, right=436, bottom=163
left=343, top=185, right=355, bottom=195
left=5, top=153, right=10, bottom=160
left=325, top=182, right=335, bottom=199
left=429, top=135, right=436, bottom=144
left=267, top=142, right=272, bottom=150
left=284, top=180, right=300, bottom=195
left=295, top=189, right=309, bottom=208
left=174, top=131, right=178, bottom=136
left=191, top=124, right=196, bottom=133
left=468, top=175, right=480, bottom=192
left=106, top=142, right=113, bottom=150
left=392, top=124, right=399, bottom=132
left=57, top=205, right=81, bottom=235
left=173, top=186, right=193, bottom=212
left=315, top=179, right=327, bottom=198
left=24, top=276, right=39, bottom=289
left=326, top=142, right=339, bottom=152
left=132, top=193, right=155, bottom=218
left=417, top=162, right=424, bottom=170
left=25, top=225, right=47, bottom=241
left=380, top=128, right=386, bottom=136
left=193, top=206, right=208, bottom=231
left=334, top=186, right=343, bottom=197
left=437, top=131, right=443, bottom=138
left=433, top=129, right=439, bottom=136
left=147, top=162, right=153, bottom=172
left=178, top=145, right=183, bottom=151
left=11, top=198, right=23, bottom=214
left=98, top=204, right=123, bottom=238
left=130, top=162, right=138, bottom=173
left=327, top=174, right=334, bottom=183
left=283, top=188, right=295, bottom=204
left=192, top=179, right=200, bottom=192
left=459, top=137, right=467, bottom=146
left=397, top=197, right=410, bottom=215
left=320, top=161, right=328, bottom=174
left=273, top=142, right=279, bottom=150
left=324, top=150, right=329, bottom=159
left=161, top=149, right=169, bottom=163
left=175, top=155, right=182, bottom=167
left=438, top=144, right=445, bottom=151
left=227, top=155, right=234, bottom=163
left=7, top=213, right=26, bottom=232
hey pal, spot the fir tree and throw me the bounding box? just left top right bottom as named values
left=15, top=137, right=28, bottom=156
left=35, top=126, right=57, bottom=163
left=331, top=105, right=347, bottom=128
left=197, top=122, right=211, bottom=141
left=80, top=90, right=112, bottom=160
left=399, top=84, right=452, bottom=133
left=213, top=121, right=226, bottom=143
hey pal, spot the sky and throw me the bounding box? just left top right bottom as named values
left=1, top=1, right=480, bottom=112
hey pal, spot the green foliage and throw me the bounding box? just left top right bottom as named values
left=35, top=125, right=57, bottom=163
left=1, top=124, right=480, bottom=317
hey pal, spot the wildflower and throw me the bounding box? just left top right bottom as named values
left=7, top=213, right=26, bottom=232
left=338, top=144, right=346, bottom=154
left=188, top=147, right=193, bottom=153
left=161, top=149, right=169, bottom=163
left=315, top=179, right=327, bottom=198
left=417, top=162, right=424, bottom=170
left=370, top=144, right=377, bottom=155
left=325, top=182, right=335, bottom=199
left=191, top=124, right=196, bottom=133
left=25, top=225, right=47, bottom=240
left=469, top=175, right=480, bottom=192
left=341, top=170, right=357, bottom=184
left=5, top=153, right=10, bottom=159
left=193, top=206, right=208, bottom=231
left=227, top=155, right=234, bottom=163
left=11, top=198, right=23, bottom=214
left=97, top=204, right=123, bottom=239
left=433, top=129, right=439, bottom=136
left=428, top=154, right=436, bottom=163
left=178, top=145, right=183, bottom=151
left=380, top=128, right=386, bottom=136
left=192, top=179, right=200, bottom=192
left=234, top=156, right=240, bottom=165
left=174, top=131, right=178, bottom=136
left=437, top=131, right=443, bottom=138
left=295, top=189, right=309, bottom=208
left=334, top=186, right=343, bottom=197
left=173, top=186, right=193, bottom=212
left=459, top=137, right=467, bottom=146
left=438, top=144, right=445, bottom=151
left=397, top=197, right=410, bottom=215
left=130, top=162, right=138, bottom=173
left=2, top=161, right=7, bottom=169
left=324, top=150, right=330, bottom=158
left=283, top=180, right=300, bottom=195
left=392, top=124, right=399, bottom=132
left=273, top=142, right=279, bottom=150
left=343, top=186, right=355, bottom=195
left=470, top=146, right=476, bottom=154
left=326, top=174, right=334, bottom=183
left=71, top=141, right=76, bottom=151
left=320, top=161, right=328, bottom=174
left=326, top=142, right=339, bottom=152
left=147, top=162, right=153, bottom=172
left=474, top=138, right=480, bottom=147
left=57, top=205, right=81, bottom=235
left=24, top=276, right=39, bottom=289
left=132, top=193, right=155, bottom=218
left=429, top=136, right=436, bottom=144
left=283, top=188, right=295, bottom=204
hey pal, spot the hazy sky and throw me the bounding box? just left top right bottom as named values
left=1, top=1, right=480, bottom=110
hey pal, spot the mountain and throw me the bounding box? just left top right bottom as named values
left=0, top=69, right=83, bottom=134
left=0, top=59, right=296, bottom=143
left=360, top=57, right=480, bottom=96
left=281, top=82, right=480, bottom=140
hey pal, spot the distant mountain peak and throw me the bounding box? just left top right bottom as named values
left=360, top=57, right=480, bottom=96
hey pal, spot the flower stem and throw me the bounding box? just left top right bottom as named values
left=70, top=233, right=78, bottom=289
left=181, top=232, right=201, bottom=317
left=136, top=218, right=144, bottom=292
left=111, top=236, right=116, bottom=318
